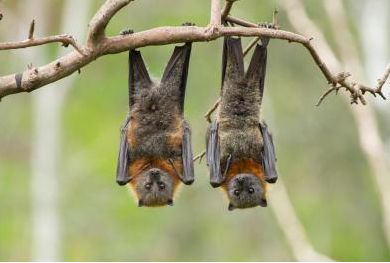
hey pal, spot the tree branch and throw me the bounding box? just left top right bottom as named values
left=87, top=0, right=133, bottom=45
left=210, top=0, right=221, bottom=27
left=0, top=34, right=83, bottom=53
left=0, top=0, right=388, bottom=104
left=225, top=15, right=389, bottom=105
left=221, top=0, right=237, bottom=21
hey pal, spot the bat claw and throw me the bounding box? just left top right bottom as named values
left=210, top=180, right=222, bottom=188
left=182, top=178, right=195, bottom=185
left=116, top=177, right=131, bottom=186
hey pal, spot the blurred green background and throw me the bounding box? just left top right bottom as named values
left=0, top=0, right=389, bottom=261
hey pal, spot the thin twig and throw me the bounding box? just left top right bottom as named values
left=28, top=19, right=35, bottom=39
left=193, top=151, right=206, bottom=163
left=204, top=98, right=221, bottom=123
left=243, top=37, right=260, bottom=57
left=0, top=34, right=83, bottom=54
left=221, top=0, right=237, bottom=21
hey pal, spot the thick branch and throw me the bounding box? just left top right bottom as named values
left=87, top=0, right=133, bottom=45
left=102, top=26, right=308, bottom=54
left=210, top=0, right=221, bottom=26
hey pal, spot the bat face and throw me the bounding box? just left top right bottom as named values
left=225, top=173, right=267, bottom=210
left=133, top=168, right=175, bottom=207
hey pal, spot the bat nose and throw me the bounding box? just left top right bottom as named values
left=149, top=169, right=161, bottom=180
left=150, top=169, right=159, bottom=176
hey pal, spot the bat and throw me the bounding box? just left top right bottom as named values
left=116, top=42, right=194, bottom=207
left=206, top=36, right=278, bottom=211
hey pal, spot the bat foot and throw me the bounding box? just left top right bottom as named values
left=181, top=22, right=195, bottom=26
left=257, top=22, right=278, bottom=29
left=120, top=28, right=134, bottom=35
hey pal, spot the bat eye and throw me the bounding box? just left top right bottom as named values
left=234, top=189, right=240, bottom=196
left=248, top=187, right=254, bottom=194
left=144, top=183, right=152, bottom=190
left=158, top=182, right=165, bottom=190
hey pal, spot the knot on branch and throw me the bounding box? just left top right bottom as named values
left=204, top=24, right=220, bottom=40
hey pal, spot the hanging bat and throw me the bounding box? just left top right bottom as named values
left=206, top=36, right=278, bottom=211
left=116, top=42, right=194, bottom=207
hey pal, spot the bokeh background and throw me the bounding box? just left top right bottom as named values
left=1, top=0, right=390, bottom=261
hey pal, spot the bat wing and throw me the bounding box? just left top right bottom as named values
left=245, top=37, right=269, bottom=106
left=116, top=115, right=132, bottom=186
left=259, top=121, right=278, bottom=183
left=128, top=49, right=153, bottom=107
left=161, top=42, right=192, bottom=112
left=181, top=120, right=194, bottom=185
left=206, top=120, right=223, bottom=187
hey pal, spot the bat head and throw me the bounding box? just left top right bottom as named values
left=226, top=173, right=267, bottom=210
left=134, top=168, right=174, bottom=207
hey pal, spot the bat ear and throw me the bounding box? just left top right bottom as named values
left=161, top=43, right=192, bottom=111
left=228, top=203, right=236, bottom=211
left=259, top=198, right=268, bottom=207
left=245, top=39, right=269, bottom=105
left=128, top=50, right=153, bottom=107
left=221, top=37, right=245, bottom=88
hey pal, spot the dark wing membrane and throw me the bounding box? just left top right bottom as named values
left=116, top=115, right=132, bottom=186
left=206, top=120, right=223, bottom=187
left=181, top=120, right=195, bottom=185
left=259, top=121, right=278, bottom=183
left=245, top=37, right=270, bottom=106
left=161, top=42, right=192, bottom=112
left=221, top=37, right=245, bottom=93
left=128, top=50, right=152, bottom=107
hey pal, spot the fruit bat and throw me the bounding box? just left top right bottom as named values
left=206, top=36, right=278, bottom=211
left=116, top=42, right=194, bottom=207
